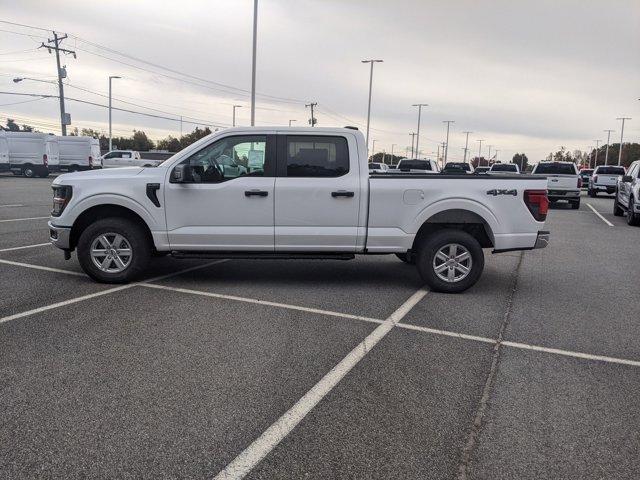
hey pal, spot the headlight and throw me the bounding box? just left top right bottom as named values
left=51, top=185, right=72, bottom=217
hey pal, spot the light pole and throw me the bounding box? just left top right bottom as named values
left=592, top=139, right=601, bottom=167
left=412, top=103, right=428, bottom=160
left=603, top=129, right=614, bottom=165
left=362, top=59, right=383, bottom=152
left=486, top=145, right=493, bottom=165
left=108, top=75, right=121, bottom=151
left=462, top=131, right=472, bottom=163
left=409, top=132, right=417, bottom=158
left=442, top=120, right=454, bottom=163
left=616, top=117, right=631, bottom=166
left=494, top=149, right=500, bottom=163
left=288, top=119, right=296, bottom=127
left=232, top=105, right=242, bottom=127
left=250, top=0, right=258, bottom=126
left=477, top=139, right=484, bottom=165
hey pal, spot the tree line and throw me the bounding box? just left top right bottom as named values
left=545, top=144, right=640, bottom=169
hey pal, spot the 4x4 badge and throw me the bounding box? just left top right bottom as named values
left=486, top=189, right=517, bottom=196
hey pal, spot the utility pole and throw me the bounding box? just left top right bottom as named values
left=108, top=75, right=121, bottom=150
left=486, top=145, right=493, bottom=165
left=462, top=131, right=472, bottom=163
left=305, top=102, right=317, bottom=127
left=409, top=132, right=417, bottom=158
left=477, top=139, right=484, bottom=165
left=616, top=117, right=631, bottom=166
left=412, top=104, right=428, bottom=160
left=288, top=119, right=296, bottom=127
left=250, top=0, right=258, bottom=126
left=442, top=120, right=454, bottom=163
left=361, top=59, right=383, bottom=151
left=592, top=139, right=601, bottom=167
left=232, top=105, right=242, bottom=127
left=40, top=31, right=76, bottom=136
left=603, top=129, right=614, bottom=165
left=494, top=149, right=500, bottom=163
left=441, top=142, right=446, bottom=167
left=179, top=116, right=183, bottom=137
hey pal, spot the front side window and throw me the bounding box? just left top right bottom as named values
left=178, top=135, right=267, bottom=183
left=285, top=136, right=349, bottom=177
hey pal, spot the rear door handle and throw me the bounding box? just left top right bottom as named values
left=331, top=190, right=355, bottom=198
left=245, top=189, right=269, bottom=197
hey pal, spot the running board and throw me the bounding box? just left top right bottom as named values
left=170, top=251, right=356, bottom=260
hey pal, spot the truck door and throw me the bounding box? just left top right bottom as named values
left=46, top=139, right=59, bottom=170
left=164, top=134, right=276, bottom=250
left=274, top=134, right=361, bottom=252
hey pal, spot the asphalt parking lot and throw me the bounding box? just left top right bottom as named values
left=1, top=174, right=639, bottom=479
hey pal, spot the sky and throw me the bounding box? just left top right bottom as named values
left=0, top=0, right=638, bottom=162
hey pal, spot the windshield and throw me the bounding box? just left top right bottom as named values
left=491, top=164, right=517, bottom=172
left=368, top=163, right=381, bottom=169
left=580, top=170, right=593, bottom=175
left=534, top=163, right=576, bottom=175
left=398, top=160, right=431, bottom=170
left=596, top=166, right=625, bottom=175
left=444, top=162, right=470, bottom=171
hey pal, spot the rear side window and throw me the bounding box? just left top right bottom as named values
left=534, top=163, right=576, bottom=175
left=491, top=164, right=517, bottom=172
left=596, top=166, right=625, bottom=175
left=285, top=136, right=349, bottom=177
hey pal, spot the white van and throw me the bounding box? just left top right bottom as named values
left=55, top=136, right=101, bottom=172
left=0, top=131, right=58, bottom=177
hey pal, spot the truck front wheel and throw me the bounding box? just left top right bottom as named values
left=77, top=217, right=151, bottom=283
left=416, top=229, right=484, bottom=293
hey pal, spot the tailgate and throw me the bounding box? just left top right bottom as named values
left=595, top=175, right=618, bottom=186
left=546, top=175, right=577, bottom=190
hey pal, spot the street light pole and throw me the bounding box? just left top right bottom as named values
left=250, top=0, right=258, bottom=126
left=603, top=129, right=614, bottom=165
left=412, top=104, right=428, bottom=160
left=361, top=59, right=383, bottom=152
left=616, top=117, right=631, bottom=166
left=232, top=105, right=242, bottom=127
left=442, top=120, right=454, bottom=163
left=108, top=75, right=121, bottom=151
left=409, top=132, right=417, bottom=158
left=486, top=145, right=492, bottom=165
left=477, top=139, right=484, bottom=165
left=462, top=131, right=472, bottom=163
left=592, top=139, right=601, bottom=167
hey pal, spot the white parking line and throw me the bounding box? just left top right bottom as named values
left=0, top=258, right=85, bottom=276
left=0, top=216, right=49, bottom=223
left=213, top=288, right=429, bottom=480
left=586, top=203, right=614, bottom=226
left=502, top=341, right=640, bottom=368
left=0, top=260, right=228, bottom=325
left=0, top=243, right=51, bottom=253
left=0, top=204, right=25, bottom=208
left=140, top=283, right=384, bottom=326
left=396, top=322, right=496, bottom=344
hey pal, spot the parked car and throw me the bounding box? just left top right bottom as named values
left=443, top=162, right=474, bottom=174
left=395, top=158, right=439, bottom=173
left=368, top=162, right=389, bottom=173
left=474, top=166, right=490, bottom=174
left=0, top=131, right=58, bottom=177
left=55, top=136, right=101, bottom=172
left=48, top=127, right=549, bottom=293
left=489, top=163, right=520, bottom=174
left=101, top=150, right=163, bottom=168
left=613, top=160, right=640, bottom=226
left=588, top=165, right=626, bottom=197
left=531, top=161, right=581, bottom=209
left=579, top=168, right=593, bottom=189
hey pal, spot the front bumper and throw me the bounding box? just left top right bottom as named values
left=548, top=189, right=580, bottom=199
left=48, top=221, right=71, bottom=250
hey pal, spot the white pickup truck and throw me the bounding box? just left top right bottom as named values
left=48, top=127, right=550, bottom=293
left=531, top=161, right=581, bottom=209
left=101, top=150, right=163, bottom=168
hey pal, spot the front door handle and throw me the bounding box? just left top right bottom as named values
left=331, top=190, right=355, bottom=198
left=245, top=189, right=269, bottom=197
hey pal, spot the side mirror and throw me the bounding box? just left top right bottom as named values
left=622, top=175, right=633, bottom=183
left=171, top=164, right=193, bottom=183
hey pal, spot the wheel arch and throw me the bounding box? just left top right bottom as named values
left=411, top=208, right=495, bottom=251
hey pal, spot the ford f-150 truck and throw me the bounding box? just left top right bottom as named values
left=48, top=127, right=550, bottom=293
left=531, top=161, right=581, bottom=209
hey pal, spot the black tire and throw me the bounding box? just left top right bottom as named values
left=395, top=252, right=416, bottom=265
left=627, top=196, right=640, bottom=226
left=588, top=189, right=596, bottom=197
left=613, top=194, right=624, bottom=216
left=38, top=170, right=49, bottom=178
left=77, top=217, right=151, bottom=283
left=415, top=229, right=484, bottom=294
left=22, top=165, right=36, bottom=178
left=571, top=200, right=580, bottom=210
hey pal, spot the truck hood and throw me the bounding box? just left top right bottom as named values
left=52, top=167, right=148, bottom=185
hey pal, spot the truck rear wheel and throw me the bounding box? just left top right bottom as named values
left=22, top=165, right=36, bottom=178
left=627, top=197, right=640, bottom=226
left=415, top=229, right=484, bottom=293
left=77, top=217, right=151, bottom=283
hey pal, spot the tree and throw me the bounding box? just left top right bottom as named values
left=470, top=156, right=488, bottom=168
left=512, top=153, right=529, bottom=171
left=131, top=130, right=155, bottom=151
left=368, top=152, right=403, bottom=164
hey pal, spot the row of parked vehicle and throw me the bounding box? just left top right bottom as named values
left=368, top=159, right=521, bottom=174
left=0, top=131, right=163, bottom=177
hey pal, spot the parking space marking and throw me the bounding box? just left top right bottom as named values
left=0, top=260, right=228, bottom=325
left=586, top=203, right=614, bottom=226
left=502, top=341, right=640, bottom=368
left=140, top=283, right=385, bottom=326
left=0, top=216, right=49, bottom=223
left=0, top=243, right=51, bottom=253
left=0, top=204, right=25, bottom=208
left=213, top=288, right=429, bottom=480
left=0, top=258, right=85, bottom=276
left=396, top=322, right=495, bottom=344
